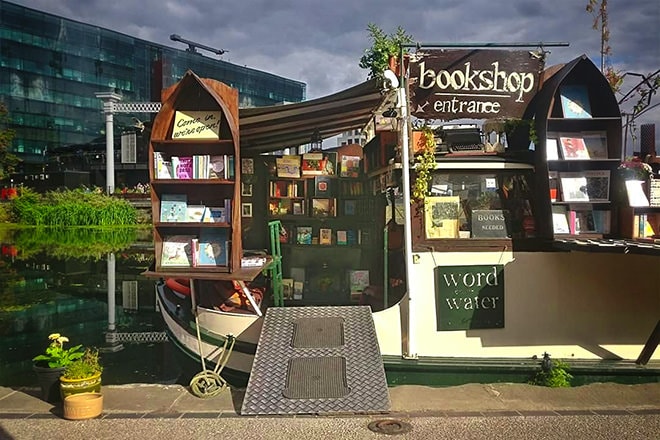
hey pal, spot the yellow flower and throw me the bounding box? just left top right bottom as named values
left=48, top=333, right=61, bottom=340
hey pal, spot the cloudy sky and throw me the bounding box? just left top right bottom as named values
left=11, top=0, right=660, bottom=144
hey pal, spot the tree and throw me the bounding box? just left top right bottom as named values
left=0, top=103, right=20, bottom=180
left=585, top=1, right=659, bottom=143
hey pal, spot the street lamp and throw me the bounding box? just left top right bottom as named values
left=95, top=91, right=122, bottom=195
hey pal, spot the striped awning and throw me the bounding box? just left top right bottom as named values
left=239, top=79, right=396, bottom=155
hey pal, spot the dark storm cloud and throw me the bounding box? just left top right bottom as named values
left=8, top=0, right=660, bottom=129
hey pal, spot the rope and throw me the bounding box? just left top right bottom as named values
left=189, top=332, right=236, bottom=399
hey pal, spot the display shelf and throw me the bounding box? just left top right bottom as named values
left=148, top=71, right=242, bottom=275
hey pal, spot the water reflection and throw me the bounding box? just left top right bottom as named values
left=0, top=226, right=186, bottom=387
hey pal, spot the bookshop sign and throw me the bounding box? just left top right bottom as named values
left=409, top=50, right=542, bottom=120
left=435, top=264, right=504, bottom=330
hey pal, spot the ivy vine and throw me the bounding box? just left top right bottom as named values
left=411, top=126, right=436, bottom=203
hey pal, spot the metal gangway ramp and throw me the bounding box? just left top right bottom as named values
left=240, top=306, right=390, bottom=415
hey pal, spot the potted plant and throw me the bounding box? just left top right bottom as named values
left=359, top=23, right=413, bottom=82
left=60, top=347, right=103, bottom=399
left=32, top=333, right=84, bottom=402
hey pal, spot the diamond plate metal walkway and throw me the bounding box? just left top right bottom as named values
left=240, top=306, right=390, bottom=415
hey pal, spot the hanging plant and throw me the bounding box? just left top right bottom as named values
left=411, top=125, right=436, bottom=203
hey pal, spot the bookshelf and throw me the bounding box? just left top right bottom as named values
left=148, top=71, right=242, bottom=274
left=530, top=55, right=623, bottom=239
left=266, top=147, right=383, bottom=304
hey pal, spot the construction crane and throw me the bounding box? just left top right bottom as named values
left=169, top=34, right=226, bottom=56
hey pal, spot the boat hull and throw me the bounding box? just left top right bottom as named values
left=156, top=281, right=262, bottom=386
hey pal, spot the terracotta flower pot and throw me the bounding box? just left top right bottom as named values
left=63, top=393, right=103, bottom=420
left=32, top=364, right=65, bottom=403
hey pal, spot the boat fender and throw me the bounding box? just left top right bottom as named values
left=165, top=278, right=191, bottom=296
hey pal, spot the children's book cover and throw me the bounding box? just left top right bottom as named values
left=195, top=229, right=229, bottom=266
left=160, top=194, right=187, bottom=222
left=160, top=235, right=194, bottom=267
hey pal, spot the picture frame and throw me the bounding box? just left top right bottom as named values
left=241, top=202, right=253, bottom=217
left=559, top=85, right=592, bottom=118
left=241, top=158, right=254, bottom=175
left=241, top=181, right=253, bottom=197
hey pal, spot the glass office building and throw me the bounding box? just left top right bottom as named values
left=0, top=0, right=306, bottom=175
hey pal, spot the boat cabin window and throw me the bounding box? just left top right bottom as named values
left=423, top=170, right=536, bottom=240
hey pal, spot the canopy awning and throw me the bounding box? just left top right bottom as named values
left=239, top=79, right=396, bottom=155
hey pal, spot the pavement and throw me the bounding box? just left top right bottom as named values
left=0, top=381, right=659, bottom=418
left=1, top=382, right=659, bottom=440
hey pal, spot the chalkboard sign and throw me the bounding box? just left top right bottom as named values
left=471, top=210, right=510, bottom=238
left=435, top=264, right=505, bottom=330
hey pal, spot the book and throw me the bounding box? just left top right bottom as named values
left=336, top=230, right=348, bottom=245
left=319, top=228, right=332, bottom=245
left=172, top=156, right=194, bottom=179
left=281, top=278, right=294, bottom=300
left=574, top=208, right=596, bottom=233
left=185, top=205, right=206, bottom=222
left=339, top=155, right=361, bottom=178
left=322, top=152, right=337, bottom=175
left=194, top=229, right=229, bottom=267
left=343, top=199, right=357, bottom=215
left=301, top=152, right=324, bottom=175
left=208, top=155, right=226, bottom=179
left=581, top=131, right=608, bottom=159
left=592, top=210, right=611, bottom=234
left=560, top=85, right=592, bottom=118
left=559, top=173, right=589, bottom=202
left=292, top=200, right=305, bottom=215
left=290, top=267, right=306, bottom=283
left=625, top=180, right=650, bottom=207
left=314, top=175, right=333, bottom=197
left=293, top=281, right=304, bottom=300
left=560, top=170, right=610, bottom=202
left=311, top=198, right=336, bottom=217
left=154, top=152, right=172, bottom=178
left=296, top=226, right=312, bottom=244
left=160, top=194, right=187, bottom=222
left=545, top=138, right=559, bottom=161
left=559, top=137, right=590, bottom=159
left=346, top=229, right=358, bottom=245
left=203, top=206, right=227, bottom=223
left=552, top=205, right=570, bottom=234
left=160, top=235, right=194, bottom=267
left=348, top=269, right=370, bottom=300
left=276, top=155, right=301, bottom=178
left=424, top=196, right=461, bottom=239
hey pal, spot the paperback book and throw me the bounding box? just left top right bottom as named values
left=160, top=235, right=194, bottom=267
left=160, top=194, right=187, bottom=222
left=194, top=229, right=229, bottom=267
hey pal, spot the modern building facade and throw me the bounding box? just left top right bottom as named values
left=0, top=0, right=306, bottom=178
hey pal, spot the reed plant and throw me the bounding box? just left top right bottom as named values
left=11, top=188, right=137, bottom=226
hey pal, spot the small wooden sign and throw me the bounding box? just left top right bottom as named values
left=471, top=210, right=510, bottom=238
left=171, top=110, right=221, bottom=139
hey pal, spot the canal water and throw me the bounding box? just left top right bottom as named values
left=0, top=227, right=190, bottom=388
